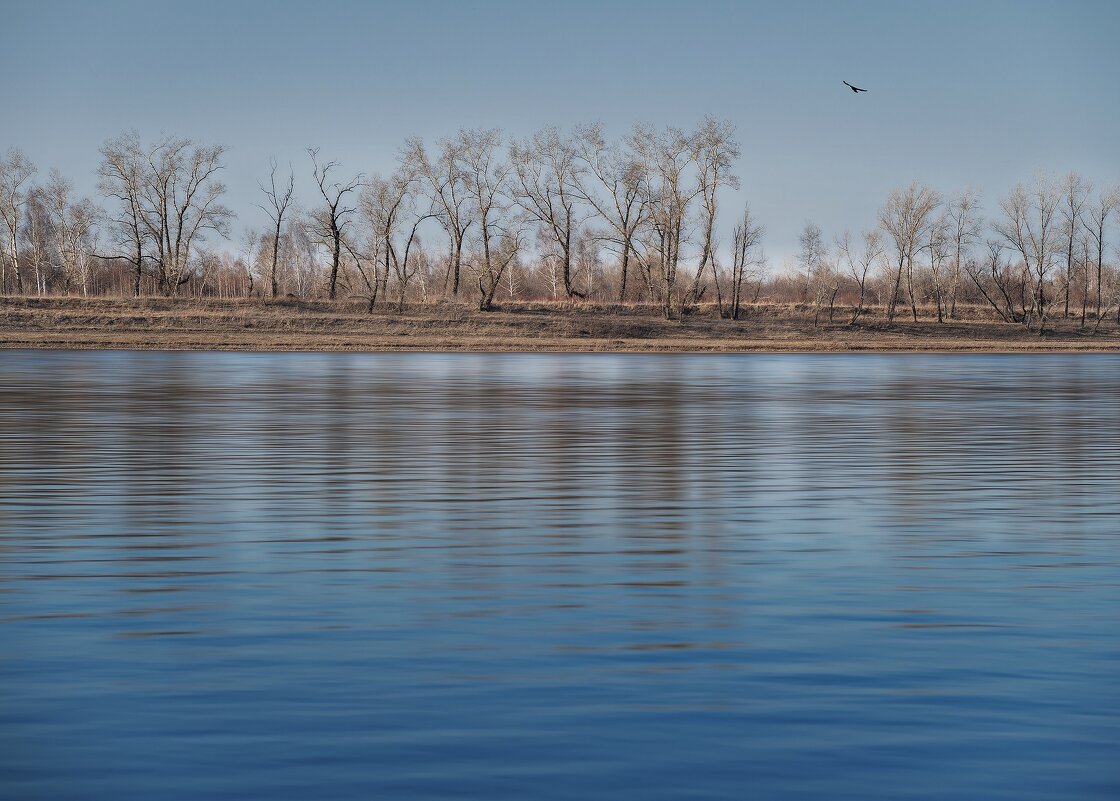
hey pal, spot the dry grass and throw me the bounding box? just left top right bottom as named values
left=1, top=296, right=1118, bottom=352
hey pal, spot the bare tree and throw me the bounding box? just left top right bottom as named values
left=286, top=213, right=321, bottom=298
left=1077, top=226, right=1094, bottom=326
left=924, top=212, right=952, bottom=323
left=23, top=189, right=54, bottom=295
left=1058, top=172, right=1091, bottom=318
left=257, top=158, right=295, bottom=298
left=133, top=137, right=234, bottom=295
left=683, top=117, right=740, bottom=305
left=968, top=239, right=1036, bottom=323
left=1082, top=186, right=1118, bottom=325
left=308, top=149, right=361, bottom=300
left=837, top=229, right=883, bottom=324
left=412, top=244, right=435, bottom=303
left=339, top=236, right=380, bottom=310
left=502, top=245, right=521, bottom=300
left=799, top=221, right=833, bottom=325
left=403, top=135, right=472, bottom=297
left=361, top=173, right=404, bottom=306
left=946, top=189, right=982, bottom=318
left=0, top=147, right=36, bottom=294
left=363, top=168, right=435, bottom=312
left=458, top=129, right=518, bottom=311
left=573, top=229, right=601, bottom=299
left=511, top=127, right=585, bottom=299
left=474, top=231, right=523, bottom=312
left=97, top=132, right=153, bottom=296
left=44, top=169, right=102, bottom=295
left=994, top=175, right=1062, bottom=332
left=879, top=182, right=940, bottom=322
left=239, top=228, right=259, bottom=297
left=724, top=203, right=765, bottom=320
left=573, top=123, right=647, bottom=302
left=536, top=228, right=562, bottom=300
left=630, top=124, right=700, bottom=319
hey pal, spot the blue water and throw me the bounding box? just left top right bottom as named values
left=1, top=352, right=1118, bottom=800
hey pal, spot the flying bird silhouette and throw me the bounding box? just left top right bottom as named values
left=843, top=81, right=868, bottom=94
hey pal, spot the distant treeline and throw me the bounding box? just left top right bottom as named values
left=1, top=122, right=1118, bottom=330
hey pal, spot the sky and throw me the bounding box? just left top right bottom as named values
left=3, top=0, right=1118, bottom=266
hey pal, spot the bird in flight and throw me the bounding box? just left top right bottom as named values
left=843, top=81, right=868, bottom=94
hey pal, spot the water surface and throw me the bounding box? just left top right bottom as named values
left=1, top=352, right=1118, bottom=800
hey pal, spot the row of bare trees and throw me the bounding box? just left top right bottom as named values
left=794, top=176, right=1120, bottom=333
left=274, top=121, right=747, bottom=316
left=3, top=132, right=1119, bottom=330
left=0, top=122, right=751, bottom=318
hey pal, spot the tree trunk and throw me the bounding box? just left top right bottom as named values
left=907, top=258, right=919, bottom=322
left=1096, top=237, right=1104, bottom=322
left=887, top=257, right=904, bottom=322
left=1064, top=235, right=1074, bottom=318
left=850, top=282, right=866, bottom=325
left=617, top=239, right=630, bottom=303
left=1081, top=264, right=1088, bottom=327
left=270, top=226, right=281, bottom=298
left=451, top=236, right=463, bottom=297
left=328, top=227, right=340, bottom=300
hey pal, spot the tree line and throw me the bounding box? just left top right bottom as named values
left=1, top=121, right=1118, bottom=330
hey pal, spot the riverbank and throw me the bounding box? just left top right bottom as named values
left=1, top=296, right=1117, bottom=352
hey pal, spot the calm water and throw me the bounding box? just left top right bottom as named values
left=1, top=351, right=1118, bottom=800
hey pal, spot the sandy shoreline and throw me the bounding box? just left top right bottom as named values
left=2, top=297, right=1118, bottom=353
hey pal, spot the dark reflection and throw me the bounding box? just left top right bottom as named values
left=1, top=352, right=1118, bottom=801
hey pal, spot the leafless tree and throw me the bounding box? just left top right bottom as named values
left=135, top=137, right=234, bottom=295
left=0, top=147, right=36, bottom=294
left=97, top=132, right=154, bottom=296
left=403, top=135, right=472, bottom=297
left=1077, top=226, right=1094, bottom=326
left=1082, top=186, right=1118, bottom=324
left=573, top=229, right=602, bottom=299
left=536, top=228, right=562, bottom=300
left=879, top=181, right=940, bottom=322
left=837, top=229, right=883, bottom=324
left=472, top=230, right=523, bottom=312
left=994, top=175, right=1062, bottom=332
left=286, top=214, right=321, bottom=298
left=502, top=246, right=521, bottom=300
left=44, top=169, right=102, bottom=295
left=23, top=189, right=53, bottom=295
left=573, top=123, right=647, bottom=302
left=965, top=239, right=1032, bottom=323
left=459, top=129, right=519, bottom=311
left=946, top=189, right=982, bottom=318
left=799, top=221, right=833, bottom=325
left=257, top=158, right=295, bottom=298
left=683, top=117, right=740, bottom=305
left=90, top=136, right=226, bottom=298
left=511, top=127, right=585, bottom=299
left=412, top=244, right=435, bottom=303
left=239, top=228, right=260, bottom=297
left=338, top=230, right=380, bottom=311
left=924, top=212, right=952, bottom=323
left=1058, top=172, right=1091, bottom=318
left=308, top=148, right=361, bottom=300
left=630, top=124, right=699, bottom=319
left=361, top=173, right=404, bottom=306
left=363, top=168, right=435, bottom=312
left=724, top=203, right=765, bottom=320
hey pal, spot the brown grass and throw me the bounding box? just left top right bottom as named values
left=1, top=296, right=1118, bottom=352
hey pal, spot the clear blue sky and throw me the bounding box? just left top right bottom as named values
left=3, top=0, right=1118, bottom=265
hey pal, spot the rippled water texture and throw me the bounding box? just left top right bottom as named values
left=1, top=352, right=1118, bottom=800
